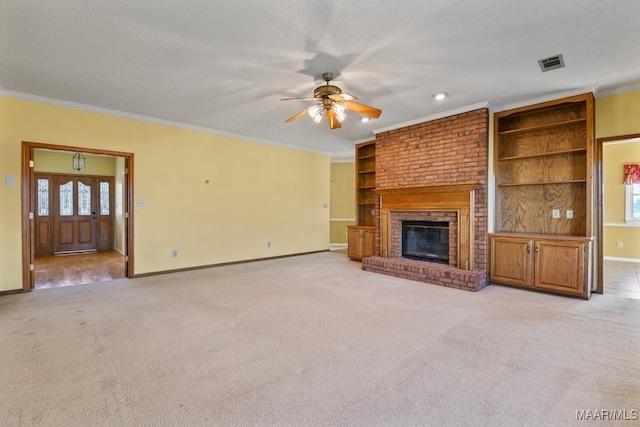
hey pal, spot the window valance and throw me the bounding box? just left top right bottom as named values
left=624, top=164, right=640, bottom=185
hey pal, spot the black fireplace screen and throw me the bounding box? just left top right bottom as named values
left=401, top=221, right=449, bottom=264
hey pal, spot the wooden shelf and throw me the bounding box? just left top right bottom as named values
left=492, top=93, right=594, bottom=298
left=355, top=141, right=376, bottom=227
left=497, top=180, right=586, bottom=187
left=498, top=118, right=586, bottom=135
left=498, top=148, right=586, bottom=161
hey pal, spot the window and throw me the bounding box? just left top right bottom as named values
left=100, top=181, right=110, bottom=215
left=78, top=182, right=91, bottom=216
left=626, top=183, right=640, bottom=225
left=59, top=181, right=73, bottom=216
left=37, top=178, right=49, bottom=216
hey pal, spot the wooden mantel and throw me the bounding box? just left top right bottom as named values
left=376, top=183, right=479, bottom=270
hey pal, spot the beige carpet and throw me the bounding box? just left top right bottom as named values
left=1, top=251, right=639, bottom=426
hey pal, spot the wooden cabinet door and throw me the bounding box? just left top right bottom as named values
left=489, top=236, right=533, bottom=287
left=361, top=228, right=375, bottom=258
left=348, top=228, right=363, bottom=260
left=534, top=240, right=584, bottom=294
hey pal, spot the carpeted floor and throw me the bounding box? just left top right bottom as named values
left=1, top=251, right=639, bottom=426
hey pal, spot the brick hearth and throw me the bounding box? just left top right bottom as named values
left=362, top=256, right=486, bottom=292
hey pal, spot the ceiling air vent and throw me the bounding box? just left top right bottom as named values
left=538, top=54, right=565, bottom=72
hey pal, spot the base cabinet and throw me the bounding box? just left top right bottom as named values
left=489, top=233, right=592, bottom=299
left=347, top=226, right=375, bottom=261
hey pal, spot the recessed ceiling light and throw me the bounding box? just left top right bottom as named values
left=360, top=117, right=370, bottom=122
left=433, top=92, right=447, bottom=101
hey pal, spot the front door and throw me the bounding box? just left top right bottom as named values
left=53, top=175, right=97, bottom=253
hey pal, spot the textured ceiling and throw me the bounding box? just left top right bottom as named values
left=1, top=1, right=640, bottom=159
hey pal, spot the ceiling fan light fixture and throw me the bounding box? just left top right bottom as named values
left=433, top=92, right=447, bottom=101
left=312, top=111, right=324, bottom=123
left=308, top=103, right=324, bottom=123
left=282, top=72, right=381, bottom=129
left=360, top=117, right=370, bottom=122
left=333, top=102, right=346, bottom=122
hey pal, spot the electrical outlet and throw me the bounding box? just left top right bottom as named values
left=172, top=249, right=178, bottom=257
left=566, top=210, right=573, bottom=219
left=552, top=209, right=560, bottom=219
left=617, top=242, right=623, bottom=248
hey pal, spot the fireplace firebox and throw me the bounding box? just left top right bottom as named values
left=401, top=221, right=449, bottom=264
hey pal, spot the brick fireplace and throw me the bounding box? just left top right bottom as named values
left=362, top=108, right=489, bottom=292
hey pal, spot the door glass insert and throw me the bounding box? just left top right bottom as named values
left=78, top=182, right=91, bottom=216
left=59, top=181, right=73, bottom=216
left=100, top=182, right=110, bottom=215
left=37, top=178, right=49, bottom=216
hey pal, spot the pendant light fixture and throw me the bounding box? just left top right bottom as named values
left=72, top=152, right=86, bottom=171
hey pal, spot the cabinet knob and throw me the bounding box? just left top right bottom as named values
left=535, top=245, right=539, bottom=253
left=526, top=244, right=530, bottom=253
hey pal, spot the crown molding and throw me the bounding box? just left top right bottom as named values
left=0, top=89, right=333, bottom=156
left=596, top=81, right=640, bottom=98
left=330, top=157, right=355, bottom=163
left=493, top=86, right=598, bottom=113
left=372, top=101, right=491, bottom=134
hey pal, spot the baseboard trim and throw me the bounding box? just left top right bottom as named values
left=133, top=250, right=329, bottom=278
left=604, top=256, right=640, bottom=263
left=329, top=243, right=348, bottom=251
left=0, top=289, right=24, bottom=297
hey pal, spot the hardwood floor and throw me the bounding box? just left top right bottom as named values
left=34, top=251, right=125, bottom=289
left=603, top=260, right=640, bottom=299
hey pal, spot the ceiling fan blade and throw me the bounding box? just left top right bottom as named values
left=280, top=97, right=320, bottom=102
left=326, top=108, right=342, bottom=129
left=344, top=101, right=382, bottom=119
left=328, top=93, right=358, bottom=102
left=284, top=108, right=309, bottom=123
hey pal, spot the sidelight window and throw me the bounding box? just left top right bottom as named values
left=37, top=178, right=49, bottom=216
left=100, top=182, right=110, bottom=215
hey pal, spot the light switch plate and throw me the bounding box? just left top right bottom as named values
left=5, top=175, right=15, bottom=187
left=136, top=199, right=145, bottom=207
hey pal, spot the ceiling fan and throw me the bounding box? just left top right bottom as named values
left=282, top=72, right=382, bottom=129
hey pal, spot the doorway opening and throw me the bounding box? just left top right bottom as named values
left=22, top=142, right=134, bottom=292
left=597, top=134, right=640, bottom=299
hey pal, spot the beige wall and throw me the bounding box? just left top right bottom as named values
left=602, top=142, right=640, bottom=259
left=329, top=162, right=355, bottom=244
left=0, top=95, right=330, bottom=291
left=597, top=89, right=640, bottom=260
left=596, top=89, right=640, bottom=138
left=34, top=150, right=116, bottom=176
